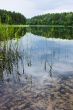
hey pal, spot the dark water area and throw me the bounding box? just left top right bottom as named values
left=0, top=27, right=73, bottom=110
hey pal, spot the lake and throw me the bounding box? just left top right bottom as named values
left=0, top=26, right=73, bottom=110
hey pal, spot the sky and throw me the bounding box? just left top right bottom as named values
left=0, top=0, right=73, bottom=18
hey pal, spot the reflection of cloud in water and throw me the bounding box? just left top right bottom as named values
left=2, top=32, right=73, bottom=86
left=54, top=62, right=73, bottom=73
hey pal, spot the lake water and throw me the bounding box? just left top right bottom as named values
left=0, top=27, right=73, bottom=110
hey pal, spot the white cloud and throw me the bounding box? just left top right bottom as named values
left=0, top=0, right=73, bottom=18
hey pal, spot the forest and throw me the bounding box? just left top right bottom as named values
left=28, top=12, right=73, bottom=26
left=0, top=9, right=26, bottom=25
left=0, top=10, right=73, bottom=26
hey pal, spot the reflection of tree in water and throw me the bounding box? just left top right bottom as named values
left=0, top=27, right=71, bottom=85
left=31, top=27, right=73, bottom=39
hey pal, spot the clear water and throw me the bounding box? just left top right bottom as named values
left=3, top=33, right=73, bottom=83
left=0, top=27, right=73, bottom=110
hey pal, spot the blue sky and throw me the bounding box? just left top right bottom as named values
left=0, top=0, right=73, bottom=18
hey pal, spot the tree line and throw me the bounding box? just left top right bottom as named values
left=0, top=9, right=73, bottom=26
left=0, top=9, right=26, bottom=25
left=27, top=12, right=73, bottom=26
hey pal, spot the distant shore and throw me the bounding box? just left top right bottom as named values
left=0, top=24, right=73, bottom=28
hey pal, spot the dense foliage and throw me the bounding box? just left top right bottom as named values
left=0, top=26, right=26, bottom=41
left=0, top=9, right=26, bottom=24
left=28, top=12, right=73, bottom=26
left=30, top=27, right=73, bottom=39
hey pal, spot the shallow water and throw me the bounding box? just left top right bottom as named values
left=0, top=27, right=73, bottom=110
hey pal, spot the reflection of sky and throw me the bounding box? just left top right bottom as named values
left=4, top=32, right=73, bottom=84
left=19, top=33, right=73, bottom=64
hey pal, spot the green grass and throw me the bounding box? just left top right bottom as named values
left=0, top=24, right=26, bottom=41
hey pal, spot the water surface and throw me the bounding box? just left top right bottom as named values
left=0, top=27, right=73, bottom=110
